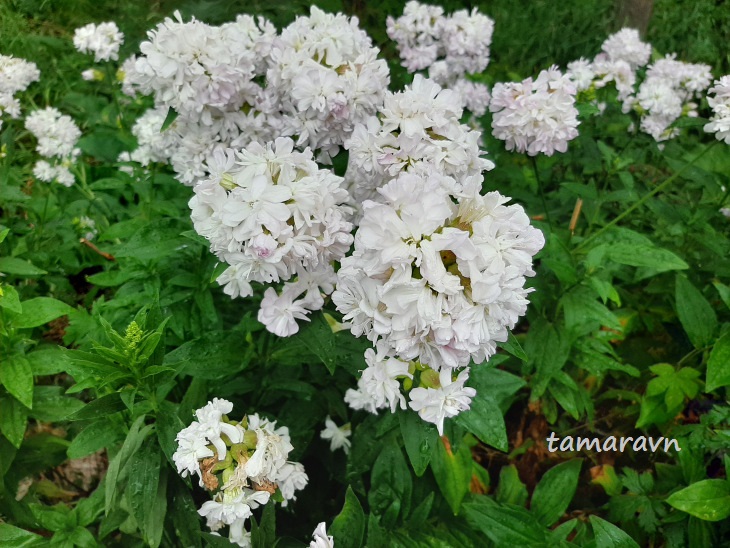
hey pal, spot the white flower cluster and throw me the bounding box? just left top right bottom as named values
left=344, top=75, right=494, bottom=212
left=0, top=55, right=40, bottom=130
left=173, top=398, right=308, bottom=547
left=121, top=8, right=387, bottom=184
left=73, top=22, right=124, bottom=62
left=566, top=29, right=714, bottom=143
left=626, top=55, right=712, bottom=141
left=333, top=160, right=544, bottom=432
left=121, top=11, right=279, bottom=185
left=490, top=66, right=580, bottom=156
left=566, top=28, right=652, bottom=102
left=705, top=76, right=730, bottom=144
left=387, top=1, right=493, bottom=115
left=189, top=137, right=353, bottom=335
left=268, top=7, right=390, bottom=162
left=25, top=107, right=81, bottom=187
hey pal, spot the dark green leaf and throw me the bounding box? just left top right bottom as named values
left=589, top=515, right=640, bottom=548
left=464, top=497, right=549, bottom=545
left=0, top=396, right=28, bottom=448
left=330, top=486, right=365, bottom=548
left=531, top=459, right=582, bottom=527
left=455, top=394, right=508, bottom=451
left=706, top=331, right=730, bottom=392
left=430, top=436, right=471, bottom=515
left=67, top=392, right=126, bottom=421
left=399, top=411, right=438, bottom=477
left=675, top=275, right=717, bottom=348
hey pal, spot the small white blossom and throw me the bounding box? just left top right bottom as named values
left=408, top=369, right=476, bottom=434
left=310, top=522, right=335, bottom=548
left=319, top=417, right=352, bottom=454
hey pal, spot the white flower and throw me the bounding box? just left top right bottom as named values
left=73, top=22, right=124, bottom=62
left=173, top=422, right=214, bottom=483
left=345, top=345, right=412, bottom=413
left=195, top=398, right=244, bottom=460
left=704, top=76, right=730, bottom=144
left=244, top=425, right=294, bottom=484
left=258, top=287, right=310, bottom=337
left=198, top=488, right=270, bottom=547
left=310, top=522, right=335, bottom=548
left=276, top=461, right=308, bottom=504
left=600, top=28, right=651, bottom=70
left=319, top=417, right=351, bottom=454
left=408, top=369, right=476, bottom=434
left=490, top=66, right=580, bottom=156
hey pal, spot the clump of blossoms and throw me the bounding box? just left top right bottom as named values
left=73, top=22, right=124, bottom=62
left=173, top=398, right=307, bottom=547
left=189, top=137, right=353, bottom=335
left=567, top=28, right=652, bottom=103
left=24, top=107, right=81, bottom=187
left=344, top=75, right=494, bottom=211
left=0, top=55, right=40, bottom=130
left=267, top=6, right=390, bottom=162
left=121, top=12, right=280, bottom=185
left=490, top=66, right=580, bottom=156
left=624, top=55, right=712, bottom=141
left=333, top=168, right=545, bottom=432
left=387, top=1, right=493, bottom=115
left=705, top=76, right=730, bottom=144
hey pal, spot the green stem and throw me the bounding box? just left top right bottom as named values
left=577, top=142, right=718, bottom=251
left=532, top=156, right=552, bottom=231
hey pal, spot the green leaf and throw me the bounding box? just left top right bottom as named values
left=164, top=330, right=251, bottom=379
left=128, top=440, right=162, bottom=544
left=296, top=312, right=370, bottom=375
left=11, top=297, right=74, bottom=329
left=29, top=386, right=85, bottom=421
left=665, top=479, right=730, bottom=522
left=0, top=284, right=22, bottom=313
left=25, top=348, right=70, bottom=376
left=528, top=318, right=570, bottom=398
left=399, top=411, right=438, bottom=477
left=455, top=394, right=508, bottom=451
left=330, top=486, right=365, bottom=548
left=430, top=436, right=471, bottom=515
left=161, top=107, right=179, bottom=131
left=0, top=396, right=27, bottom=448
left=495, top=464, right=528, bottom=506
left=68, top=420, right=123, bottom=459
left=369, top=439, right=412, bottom=528
left=67, top=392, right=126, bottom=421
left=589, top=515, right=640, bottom=547
left=498, top=332, right=528, bottom=361
left=251, top=502, right=275, bottom=548
left=105, top=415, right=153, bottom=513
left=156, top=401, right=186, bottom=466
left=713, top=281, right=730, bottom=310
left=675, top=276, right=717, bottom=348
left=531, top=459, right=582, bottom=527
left=0, top=356, right=34, bottom=408
left=0, top=523, right=43, bottom=546
left=706, top=331, right=730, bottom=392
left=464, top=497, right=549, bottom=545
left=0, top=257, right=47, bottom=276
left=608, top=244, right=688, bottom=271
left=170, top=479, right=202, bottom=548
